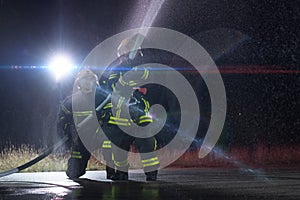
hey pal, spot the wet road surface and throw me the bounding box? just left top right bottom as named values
left=0, top=168, right=299, bottom=199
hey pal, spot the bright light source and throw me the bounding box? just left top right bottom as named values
left=48, top=54, right=74, bottom=81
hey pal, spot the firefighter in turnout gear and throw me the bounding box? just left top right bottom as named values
left=57, top=69, right=115, bottom=179
left=100, top=33, right=159, bottom=181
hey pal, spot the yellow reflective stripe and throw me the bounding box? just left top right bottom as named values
left=142, top=98, right=147, bottom=112
left=141, top=68, right=149, bottom=80
left=140, top=115, right=151, bottom=119
left=119, top=76, right=127, bottom=86
left=128, top=80, right=137, bottom=86
left=71, top=151, right=82, bottom=159
left=141, top=157, right=158, bottom=164
left=141, top=98, right=150, bottom=112
left=114, top=160, right=128, bottom=167
left=102, top=140, right=112, bottom=148
left=104, top=103, right=113, bottom=109
left=116, top=110, right=121, bottom=118
left=146, top=69, right=149, bottom=79
left=112, top=83, right=116, bottom=92
left=110, top=116, right=130, bottom=122
left=74, top=111, right=93, bottom=114
left=117, top=97, right=125, bottom=109
left=108, top=116, right=132, bottom=126
left=71, top=155, right=82, bottom=159
left=74, top=111, right=93, bottom=116
left=154, top=139, right=157, bottom=150
left=115, top=97, right=125, bottom=118
left=143, top=161, right=159, bottom=167
left=119, top=76, right=138, bottom=86
left=102, top=144, right=112, bottom=148
left=142, top=157, right=159, bottom=167
left=61, top=104, right=71, bottom=114
left=139, top=119, right=153, bottom=124
left=108, top=120, right=131, bottom=126
left=139, top=115, right=152, bottom=123
left=96, top=126, right=100, bottom=134
left=139, top=114, right=153, bottom=123
left=109, top=73, right=118, bottom=79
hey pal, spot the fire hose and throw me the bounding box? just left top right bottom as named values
left=0, top=94, right=111, bottom=178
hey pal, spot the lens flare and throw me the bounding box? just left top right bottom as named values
left=48, top=54, right=75, bottom=81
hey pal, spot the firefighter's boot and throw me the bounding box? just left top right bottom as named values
left=106, top=166, right=115, bottom=179
left=145, top=170, right=158, bottom=181
left=111, top=170, right=128, bottom=181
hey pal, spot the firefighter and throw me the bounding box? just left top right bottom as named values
left=100, top=33, right=159, bottom=181
left=57, top=69, right=115, bottom=179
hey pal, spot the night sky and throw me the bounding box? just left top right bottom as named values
left=0, top=0, right=299, bottom=150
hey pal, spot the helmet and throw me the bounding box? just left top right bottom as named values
left=117, top=33, right=145, bottom=60
left=75, top=69, right=99, bottom=93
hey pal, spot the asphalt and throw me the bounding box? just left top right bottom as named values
left=0, top=168, right=299, bottom=200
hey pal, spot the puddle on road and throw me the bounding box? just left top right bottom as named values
left=0, top=179, right=271, bottom=200
left=0, top=182, right=71, bottom=200
left=0, top=181, right=164, bottom=200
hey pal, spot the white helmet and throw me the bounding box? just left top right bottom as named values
left=117, top=33, right=145, bottom=60
left=75, top=69, right=99, bottom=93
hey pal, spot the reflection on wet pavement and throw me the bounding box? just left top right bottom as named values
left=0, top=182, right=69, bottom=200
left=0, top=169, right=300, bottom=200
left=0, top=180, right=233, bottom=200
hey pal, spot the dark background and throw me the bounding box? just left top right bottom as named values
left=0, top=0, right=299, bottom=152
